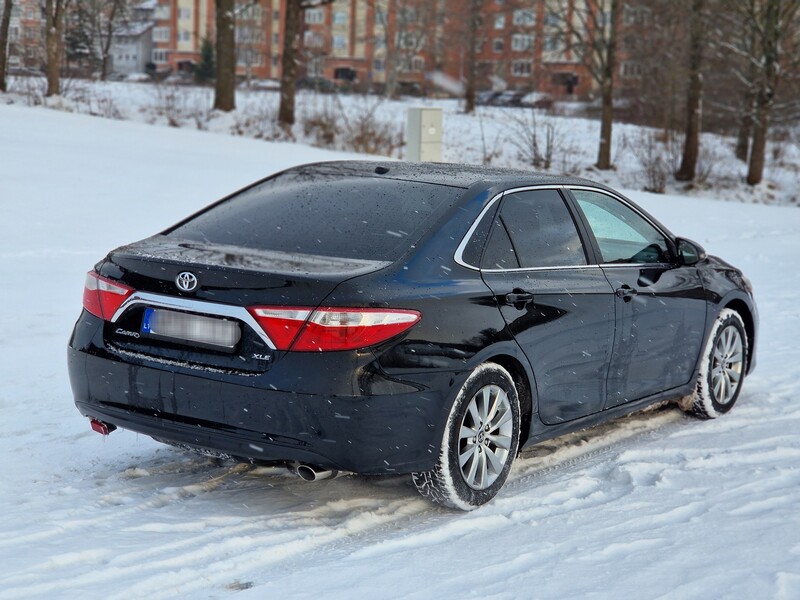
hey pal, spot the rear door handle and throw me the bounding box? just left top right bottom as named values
left=615, top=285, right=638, bottom=302
left=504, top=290, right=534, bottom=308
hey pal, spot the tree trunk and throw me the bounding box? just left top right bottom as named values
left=676, top=0, right=705, bottom=182
left=747, top=88, right=772, bottom=185
left=596, top=0, right=619, bottom=170
left=735, top=105, right=752, bottom=163
left=45, top=0, right=66, bottom=97
left=278, top=0, right=301, bottom=127
left=597, top=80, right=613, bottom=169
left=99, top=1, right=120, bottom=81
left=746, top=0, right=781, bottom=186
left=463, top=0, right=480, bottom=114
left=214, top=0, right=236, bottom=111
left=0, top=0, right=12, bottom=93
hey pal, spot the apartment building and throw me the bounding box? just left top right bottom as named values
left=0, top=0, right=45, bottom=71
left=2, top=0, right=633, bottom=98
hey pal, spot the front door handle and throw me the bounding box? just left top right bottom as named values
left=615, top=285, right=638, bottom=302
left=504, top=290, right=534, bottom=309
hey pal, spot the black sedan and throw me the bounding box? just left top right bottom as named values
left=68, top=161, right=757, bottom=510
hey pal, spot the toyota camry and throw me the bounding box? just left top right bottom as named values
left=68, top=161, right=757, bottom=510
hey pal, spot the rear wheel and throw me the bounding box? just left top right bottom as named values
left=412, top=363, right=520, bottom=510
left=685, top=308, right=748, bottom=419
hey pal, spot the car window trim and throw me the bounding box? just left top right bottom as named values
left=456, top=184, right=588, bottom=272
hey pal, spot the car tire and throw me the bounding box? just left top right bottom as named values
left=685, top=308, right=748, bottom=419
left=412, top=363, right=520, bottom=510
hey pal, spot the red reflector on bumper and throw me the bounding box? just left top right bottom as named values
left=90, top=419, right=117, bottom=435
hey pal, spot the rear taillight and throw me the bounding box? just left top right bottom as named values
left=247, top=306, right=421, bottom=352
left=83, top=271, right=134, bottom=320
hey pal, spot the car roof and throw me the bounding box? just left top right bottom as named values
left=283, top=160, right=614, bottom=193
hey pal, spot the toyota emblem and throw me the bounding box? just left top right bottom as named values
left=175, top=271, right=198, bottom=292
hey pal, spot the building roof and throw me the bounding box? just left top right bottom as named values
left=114, top=21, right=154, bottom=38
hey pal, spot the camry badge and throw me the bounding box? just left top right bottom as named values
left=175, top=271, right=199, bottom=292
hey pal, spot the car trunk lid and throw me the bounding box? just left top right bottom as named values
left=99, top=235, right=390, bottom=373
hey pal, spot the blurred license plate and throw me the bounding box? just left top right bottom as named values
left=141, top=308, right=241, bottom=350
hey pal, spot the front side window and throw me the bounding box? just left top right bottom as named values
left=572, top=189, right=670, bottom=264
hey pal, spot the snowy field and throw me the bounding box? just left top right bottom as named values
left=4, top=77, right=799, bottom=207
left=1, top=104, right=799, bottom=599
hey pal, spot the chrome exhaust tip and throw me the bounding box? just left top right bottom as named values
left=291, top=462, right=338, bottom=482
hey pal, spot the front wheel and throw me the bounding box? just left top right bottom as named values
left=684, top=308, right=748, bottom=419
left=412, top=363, right=520, bottom=510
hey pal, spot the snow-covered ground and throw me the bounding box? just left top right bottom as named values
left=1, top=104, right=799, bottom=599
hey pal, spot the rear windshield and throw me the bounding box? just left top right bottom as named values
left=167, top=173, right=463, bottom=261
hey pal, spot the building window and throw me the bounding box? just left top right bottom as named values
left=307, top=58, right=323, bottom=76
left=493, top=38, right=504, bottom=53
left=511, top=60, right=532, bottom=76
left=494, top=14, right=505, bottom=29
left=333, top=11, right=347, bottom=25
left=399, top=7, right=417, bottom=22
left=543, top=35, right=560, bottom=52
left=513, top=9, right=535, bottom=26
left=152, top=49, right=168, bottom=63
left=397, top=32, right=421, bottom=49
left=178, top=29, right=191, bottom=42
left=272, top=56, right=279, bottom=67
left=305, top=8, right=324, bottom=24
left=373, top=58, right=384, bottom=71
left=332, top=34, right=347, bottom=50
left=272, top=32, right=280, bottom=45
left=154, top=5, right=170, bottom=20
left=178, top=7, right=191, bottom=20
left=153, top=27, right=170, bottom=42
left=624, top=6, right=651, bottom=26
left=621, top=61, right=644, bottom=77
left=511, top=34, right=533, bottom=52
left=411, top=56, right=425, bottom=71
left=544, top=12, right=559, bottom=27
left=273, top=9, right=280, bottom=20
left=303, top=31, right=323, bottom=47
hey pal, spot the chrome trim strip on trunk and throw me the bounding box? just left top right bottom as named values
left=110, top=292, right=276, bottom=349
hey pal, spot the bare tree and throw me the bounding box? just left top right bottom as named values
left=549, top=0, right=621, bottom=170
left=371, top=0, right=437, bottom=99
left=0, top=0, right=12, bottom=92
left=96, top=0, right=126, bottom=79
left=675, top=0, right=707, bottom=181
left=462, top=0, right=482, bottom=114
left=69, top=0, right=128, bottom=79
left=723, top=0, right=800, bottom=185
left=45, top=0, right=71, bottom=96
left=214, top=0, right=236, bottom=111
left=278, top=0, right=333, bottom=128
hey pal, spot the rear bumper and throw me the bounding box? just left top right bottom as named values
left=68, top=345, right=455, bottom=474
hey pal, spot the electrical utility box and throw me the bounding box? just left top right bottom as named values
left=406, top=107, right=443, bottom=162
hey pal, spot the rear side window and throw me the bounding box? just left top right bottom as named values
left=481, top=189, right=587, bottom=269
left=167, top=174, right=462, bottom=261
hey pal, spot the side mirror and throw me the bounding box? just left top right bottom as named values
left=676, top=238, right=707, bottom=266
